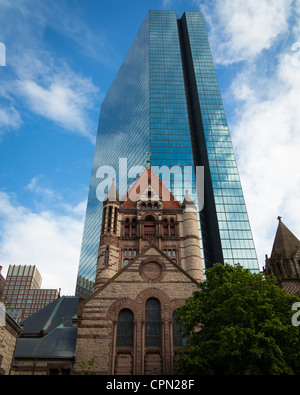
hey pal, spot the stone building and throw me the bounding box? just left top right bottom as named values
left=264, top=217, right=300, bottom=297
left=11, top=296, right=79, bottom=375
left=74, top=169, right=204, bottom=375
left=0, top=312, right=22, bottom=375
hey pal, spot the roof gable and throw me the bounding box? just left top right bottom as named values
left=78, top=243, right=199, bottom=316
left=120, top=168, right=181, bottom=209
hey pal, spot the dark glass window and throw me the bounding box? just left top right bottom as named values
left=116, top=309, right=134, bottom=347
left=172, top=311, right=189, bottom=347
left=145, top=298, right=161, bottom=346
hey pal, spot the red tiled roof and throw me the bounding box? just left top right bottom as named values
left=120, top=168, right=181, bottom=209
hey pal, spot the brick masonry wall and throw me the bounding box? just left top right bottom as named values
left=74, top=246, right=200, bottom=375
left=0, top=315, right=21, bottom=375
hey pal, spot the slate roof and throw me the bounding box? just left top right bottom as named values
left=14, top=296, right=80, bottom=360
left=20, top=295, right=79, bottom=335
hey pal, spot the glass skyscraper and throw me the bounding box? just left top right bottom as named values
left=75, top=10, right=259, bottom=297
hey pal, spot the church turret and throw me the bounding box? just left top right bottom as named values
left=264, top=217, right=300, bottom=296
left=94, top=179, right=120, bottom=290
left=180, top=190, right=203, bottom=282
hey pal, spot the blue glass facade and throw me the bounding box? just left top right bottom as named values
left=75, top=10, right=259, bottom=297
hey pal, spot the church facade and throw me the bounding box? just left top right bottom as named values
left=74, top=169, right=204, bottom=375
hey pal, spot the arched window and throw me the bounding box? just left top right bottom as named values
left=105, top=246, right=109, bottom=266
left=107, top=206, right=112, bottom=231
left=101, top=207, right=106, bottom=234
left=144, top=216, right=156, bottom=236
left=116, top=309, right=134, bottom=347
left=172, top=311, right=188, bottom=347
left=125, top=218, right=130, bottom=236
left=170, top=218, right=175, bottom=236
left=123, top=259, right=129, bottom=267
left=145, top=298, right=161, bottom=347
left=131, top=218, right=137, bottom=236
left=113, top=208, right=118, bottom=234
left=163, top=219, right=168, bottom=236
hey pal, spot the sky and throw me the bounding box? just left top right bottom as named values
left=0, top=0, right=300, bottom=296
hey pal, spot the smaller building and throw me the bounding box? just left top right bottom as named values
left=264, top=217, right=300, bottom=296
left=2, top=265, right=59, bottom=323
left=11, top=296, right=80, bottom=375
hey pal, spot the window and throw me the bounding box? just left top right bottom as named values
left=144, top=216, right=156, bottom=236
left=116, top=309, right=134, bottom=347
left=105, top=247, right=109, bottom=266
left=145, top=298, right=161, bottom=347
left=113, top=208, right=118, bottom=234
left=163, top=219, right=168, bottom=236
left=125, top=218, right=130, bottom=236
left=172, top=312, right=188, bottom=347
left=107, top=206, right=112, bottom=231
left=132, top=218, right=137, bottom=236
left=170, top=219, right=175, bottom=236
left=123, top=259, right=129, bottom=267
left=101, top=207, right=106, bottom=234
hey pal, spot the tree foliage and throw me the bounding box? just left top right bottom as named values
left=174, top=263, right=300, bottom=375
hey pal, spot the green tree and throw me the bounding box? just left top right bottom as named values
left=174, top=263, right=300, bottom=375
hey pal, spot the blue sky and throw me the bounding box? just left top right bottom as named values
left=0, top=0, right=300, bottom=295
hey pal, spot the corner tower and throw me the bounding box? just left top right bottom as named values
left=264, top=217, right=300, bottom=296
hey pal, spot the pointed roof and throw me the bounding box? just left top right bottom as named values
left=120, top=168, right=181, bottom=209
left=182, top=189, right=197, bottom=209
left=104, top=178, right=119, bottom=202
left=271, top=217, right=300, bottom=259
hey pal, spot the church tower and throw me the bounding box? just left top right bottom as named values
left=75, top=169, right=203, bottom=375
left=94, top=179, right=120, bottom=289
left=264, top=217, right=300, bottom=296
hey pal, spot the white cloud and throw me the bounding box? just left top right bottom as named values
left=0, top=1, right=101, bottom=142
left=0, top=105, right=22, bottom=135
left=26, top=175, right=55, bottom=200
left=13, top=52, right=99, bottom=142
left=197, top=0, right=293, bottom=64
left=230, top=51, right=300, bottom=268
left=0, top=191, right=84, bottom=296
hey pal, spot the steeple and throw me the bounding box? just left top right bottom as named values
left=271, top=217, right=300, bottom=259
left=104, top=178, right=119, bottom=203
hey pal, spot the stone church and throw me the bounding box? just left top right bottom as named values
left=74, top=168, right=204, bottom=375
left=8, top=169, right=300, bottom=375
